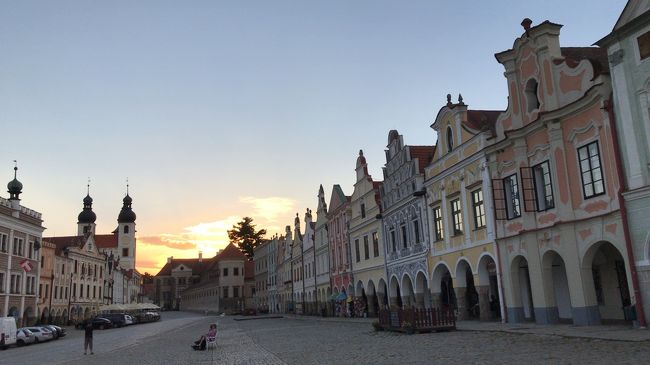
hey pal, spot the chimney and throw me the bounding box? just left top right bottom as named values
left=198, top=251, right=203, bottom=262
left=167, top=256, right=173, bottom=264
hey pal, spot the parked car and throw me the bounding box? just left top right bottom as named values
left=23, top=326, right=54, bottom=343
left=124, top=315, right=134, bottom=326
left=42, top=325, right=66, bottom=339
left=75, top=317, right=113, bottom=330
left=16, top=328, right=36, bottom=346
left=102, top=314, right=127, bottom=328
left=0, top=317, right=17, bottom=349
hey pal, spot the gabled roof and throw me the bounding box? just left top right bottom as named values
left=557, top=47, right=609, bottom=78
left=464, top=110, right=501, bottom=136
left=95, top=234, right=118, bottom=249
left=613, top=0, right=649, bottom=31
left=217, top=243, right=247, bottom=261
left=43, top=235, right=87, bottom=255
left=409, top=145, right=436, bottom=173
left=155, top=258, right=207, bottom=276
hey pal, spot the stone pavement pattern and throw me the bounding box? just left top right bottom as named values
left=4, top=312, right=650, bottom=364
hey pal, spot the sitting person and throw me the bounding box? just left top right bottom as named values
left=192, top=323, right=217, bottom=350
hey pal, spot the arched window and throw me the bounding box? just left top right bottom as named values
left=525, top=78, right=540, bottom=112
left=446, top=126, right=454, bottom=152
left=123, top=225, right=129, bottom=234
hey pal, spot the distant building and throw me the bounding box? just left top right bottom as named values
left=327, top=184, right=352, bottom=315
left=301, top=209, right=317, bottom=315
left=253, top=241, right=269, bottom=312
left=0, top=166, right=45, bottom=326
left=314, top=185, right=331, bottom=315
left=291, top=214, right=304, bottom=313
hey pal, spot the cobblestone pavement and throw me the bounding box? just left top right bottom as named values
left=237, top=317, right=650, bottom=365
left=4, top=313, right=650, bottom=364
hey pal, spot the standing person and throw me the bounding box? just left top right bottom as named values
left=84, top=321, right=94, bottom=355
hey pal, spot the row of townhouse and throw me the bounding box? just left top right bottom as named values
left=1, top=166, right=143, bottom=326
left=254, top=4, right=650, bottom=326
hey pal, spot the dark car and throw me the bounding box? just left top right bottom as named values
left=76, top=317, right=113, bottom=330
left=44, top=325, right=66, bottom=338
left=102, top=314, right=127, bottom=328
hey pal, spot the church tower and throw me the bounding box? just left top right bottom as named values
left=117, top=186, right=136, bottom=271
left=77, top=183, right=97, bottom=236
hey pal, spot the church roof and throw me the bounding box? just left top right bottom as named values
left=95, top=234, right=119, bottom=249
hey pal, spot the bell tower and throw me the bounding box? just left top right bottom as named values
left=77, top=181, right=97, bottom=236
left=117, top=182, right=136, bottom=271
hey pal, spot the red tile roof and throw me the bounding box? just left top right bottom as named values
left=155, top=258, right=208, bottom=276
left=409, top=146, right=435, bottom=173
left=94, top=234, right=118, bottom=248
left=557, top=47, right=609, bottom=78
left=464, top=110, right=501, bottom=136
left=217, top=243, right=247, bottom=261
left=43, top=235, right=86, bottom=255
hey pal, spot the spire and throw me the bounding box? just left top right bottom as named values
left=7, top=160, right=23, bottom=200
left=78, top=179, right=97, bottom=224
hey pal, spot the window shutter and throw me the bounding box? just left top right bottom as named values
left=492, top=179, right=506, bottom=220
left=520, top=167, right=536, bottom=212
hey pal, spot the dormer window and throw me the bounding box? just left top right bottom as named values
left=446, top=126, right=453, bottom=152
left=525, top=78, right=540, bottom=112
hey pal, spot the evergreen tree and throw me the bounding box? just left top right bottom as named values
left=228, top=217, right=266, bottom=261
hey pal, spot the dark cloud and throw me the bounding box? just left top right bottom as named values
left=139, top=235, right=196, bottom=250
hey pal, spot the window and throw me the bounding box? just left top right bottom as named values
left=390, top=230, right=396, bottom=252
left=451, top=198, right=463, bottom=235
left=578, top=141, right=605, bottom=198
left=471, top=189, right=486, bottom=229
left=447, top=126, right=454, bottom=152
left=124, top=225, right=129, bottom=234
left=412, top=219, right=420, bottom=243
left=28, top=241, right=34, bottom=259
left=0, top=234, right=7, bottom=252
left=525, top=78, right=540, bottom=112
left=503, top=174, right=521, bottom=219
left=360, top=203, right=366, bottom=219
left=433, top=206, right=444, bottom=241
left=401, top=225, right=408, bottom=249
left=638, top=30, right=650, bottom=60
left=13, top=238, right=23, bottom=256
left=223, top=268, right=228, bottom=276
left=232, top=286, right=238, bottom=298
left=354, top=239, right=360, bottom=262
left=234, top=267, right=239, bottom=276
left=223, top=286, right=229, bottom=298
left=65, top=287, right=68, bottom=299
left=0, top=272, right=4, bottom=293
left=363, top=236, right=369, bottom=260
left=372, top=232, right=379, bottom=257
left=80, top=284, right=84, bottom=298
left=533, top=161, right=555, bottom=211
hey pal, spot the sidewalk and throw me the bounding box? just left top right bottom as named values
left=258, top=313, right=650, bottom=342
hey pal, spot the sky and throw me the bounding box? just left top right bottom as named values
left=0, top=0, right=626, bottom=275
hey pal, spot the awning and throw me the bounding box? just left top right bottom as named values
left=336, top=292, right=347, bottom=301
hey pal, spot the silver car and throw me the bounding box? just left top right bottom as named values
left=23, top=326, right=54, bottom=343
left=16, top=328, right=36, bottom=346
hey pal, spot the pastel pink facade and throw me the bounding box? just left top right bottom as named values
left=327, top=185, right=353, bottom=297
left=488, top=20, right=637, bottom=325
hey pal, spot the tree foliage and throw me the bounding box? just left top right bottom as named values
left=228, top=217, right=267, bottom=261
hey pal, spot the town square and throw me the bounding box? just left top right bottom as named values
left=2, top=0, right=650, bottom=364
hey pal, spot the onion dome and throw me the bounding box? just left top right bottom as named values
left=118, top=194, right=136, bottom=223
left=78, top=194, right=97, bottom=224
left=7, top=165, right=22, bottom=200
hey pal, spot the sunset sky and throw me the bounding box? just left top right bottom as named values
left=0, top=1, right=625, bottom=275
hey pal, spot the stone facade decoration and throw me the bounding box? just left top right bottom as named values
left=425, top=96, right=503, bottom=321
left=327, top=184, right=353, bottom=315
left=597, top=0, right=650, bottom=326
left=487, top=19, right=637, bottom=325
left=349, top=150, right=387, bottom=317
left=0, top=166, right=45, bottom=326
left=380, top=130, right=434, bottom=310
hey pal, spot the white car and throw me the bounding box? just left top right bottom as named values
left=23, top=327, right=54, bottom=343
left=16, top=328, right=36, bottom=346
left=124, top=315, right=134, bottom=325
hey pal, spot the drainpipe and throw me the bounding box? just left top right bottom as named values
left=605, top=95, right=647, bottom=328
